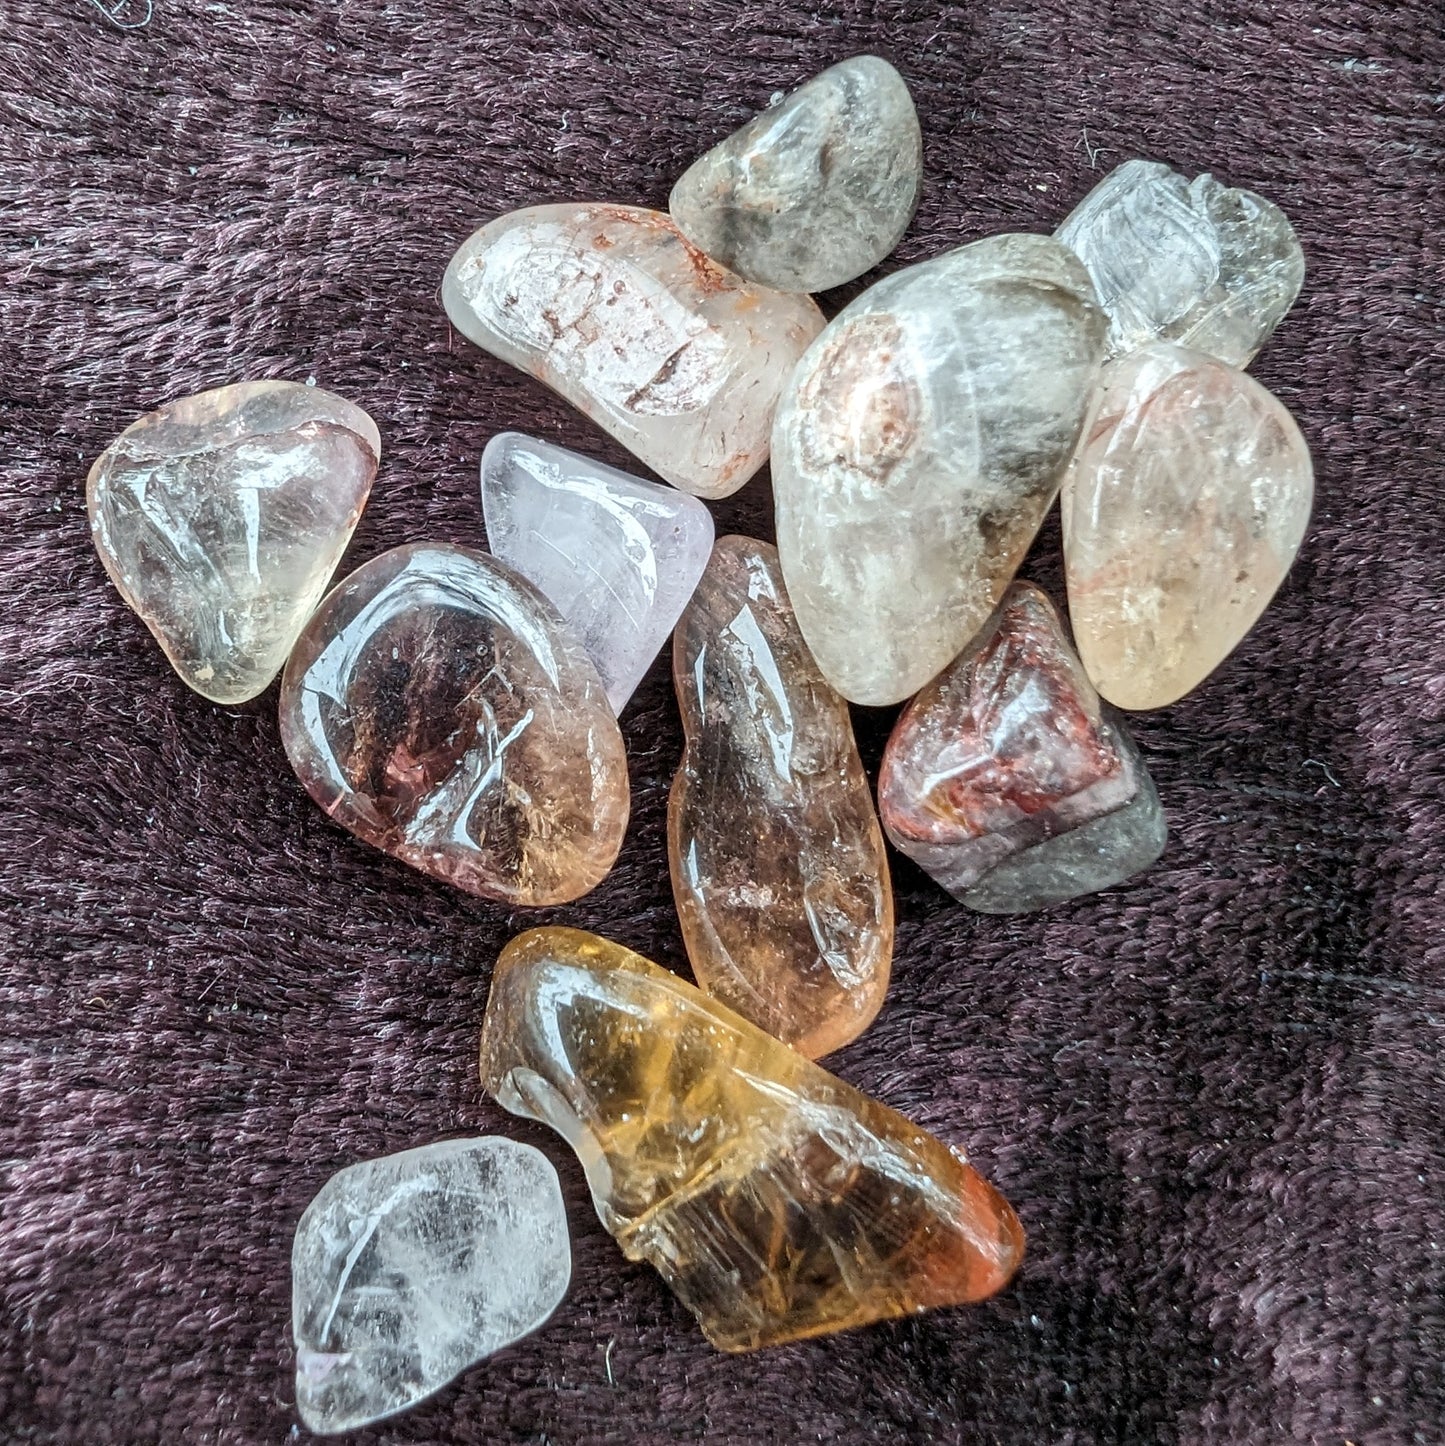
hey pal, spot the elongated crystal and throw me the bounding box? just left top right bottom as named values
left=670, top=536, right=892, bottom=1055
left=443, top=205, right=823, bottom=499
left=479, top=927, right=1024, bottom=1353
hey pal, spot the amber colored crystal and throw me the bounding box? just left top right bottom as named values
left=479, top=928, right=1025, bottom=1352
left=669, top=535, right=892, bottom=1057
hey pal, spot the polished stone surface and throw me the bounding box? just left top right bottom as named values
left=479, top=927, right=1024, bottom=1353
left=87, top=381, right=379, bottom=704
left=443, top=204, right=824, bottom=498
left=878, top=583, right=1165, bottom=912
left=1062, top=343, right=1313, bottom=710
left=1057, top=159, right=1304, bottom=368
left=773, top=233, right=1106, bottom=705
left=669, top=56, right=922, bottom=293
left=292, top=1137, right=571, bottom=1434
left=279, top=543, right=629, bottom=904
left=669, top=535, right=892, bottom=1057
left=481, top=431, right=713, bottom=714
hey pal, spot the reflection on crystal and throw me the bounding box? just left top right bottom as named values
left=280, top=543, right=629, bottom=903
left=482, top=432, right=713, bottom=713
left=480, top=927, right=1024, bottom=1352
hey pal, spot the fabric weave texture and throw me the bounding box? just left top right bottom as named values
left=1, top=2, right=1442, bottom=1441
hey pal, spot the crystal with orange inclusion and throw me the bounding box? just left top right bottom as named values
left=479, top=927, right=1025, bottom=1352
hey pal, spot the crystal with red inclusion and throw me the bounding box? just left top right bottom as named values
left=878, top=582, right=1165, bottom=912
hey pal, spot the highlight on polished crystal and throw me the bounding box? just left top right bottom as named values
left=669, top=536, right=892, bottom=1056
left=292, top=1137, right=571, bottom=1434
left=1062, top=343, right=1313, bottom=710
left=1056, top=158, right=1305, bottom=368
left=87, top=380, right=380, bottom=704
left=878, top=583, right=1166, bottom=912
left=279, top=543, right=629, bottom=905
left=669, top=56, right=922, bottom=294
left=442, top=204, right=824, bottom=499
left=772, top=233, right=1106, bottom=705
left=479, top=928, right=1024, bottom=1353
left=482, top=431, right=714, bottom=714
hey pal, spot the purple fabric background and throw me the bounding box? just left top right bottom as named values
left=2, top=1, right=1442, bottom=1441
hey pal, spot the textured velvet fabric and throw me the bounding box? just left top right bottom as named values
left=2, top=2, right=1442, bottom=1441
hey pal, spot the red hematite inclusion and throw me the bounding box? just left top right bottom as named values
left=879, top=582, right=1126, bottom=846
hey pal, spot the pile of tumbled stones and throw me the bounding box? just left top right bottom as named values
left=85, top=57, right=1311, bottom=1434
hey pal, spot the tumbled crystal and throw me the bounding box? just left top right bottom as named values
left=669, top=56, right=922, bottom=294
left=878, top=582, right=1165, bottom=912
left=669, top=535, right=892, bottom=1056
left=1056, top=158, right=1304, bottom=368
left=772, top=233, right=1106, bottom=705
left=292, top=1137, right=571, bottom=1434
left=479, top=927, right=1024, bottom=1353
left=443, top=205, right=824, bottom=499
left=1062, top=343, right=1313, bottom=710
left=87, top=381, right=379, bottom=704
left=481, top=432, right=713, bottom=714
left=279, top=543, right=629, bottom=904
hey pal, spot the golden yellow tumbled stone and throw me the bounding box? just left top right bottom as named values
left=478, top=927, right=1025, bottom=1352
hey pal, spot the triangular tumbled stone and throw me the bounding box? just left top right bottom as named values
left=87, top=381, right=380, bottom=704
left=481, top=927, right=1024, bottom=1352
left=878, top=582, right=1166, bottom=911
left=482, top=432, right=713, bottom=714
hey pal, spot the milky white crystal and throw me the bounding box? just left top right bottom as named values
left=669, top=56, right=922, bottom=293
left=1056, top=159, right=1304, bottom=368
left=482, top=432, right=713, bottom=713
left=292, top=1137, right=571, bottom=1434
left=772, top=233, right=1107, bottom=706
left=1062, top=342, right=1313, bottom=710
left=87, top=381, right=379, bottom=704
left=443, top=204, right=823, bottom=499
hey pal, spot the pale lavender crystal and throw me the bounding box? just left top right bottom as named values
left=291, top=1137, right=571, bottom=1434
left=482, top=432, right=714, bottom=713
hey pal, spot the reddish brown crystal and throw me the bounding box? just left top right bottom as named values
left=280, top=544, right=629, bottom=905
left=878, top=582, right=1165, bottom=911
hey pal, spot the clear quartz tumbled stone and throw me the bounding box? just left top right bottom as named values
left=1062, top=343, right=1313, bottom=709
left=1056, top=159, right=1304, bottom=368
left=772, top=233, right=1107, bottom=706
left=669, top=56, right=922, bottom=293
left=292, top=1137, right=571, bottom=1434
left=443, top=205, right=823, bottom=499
